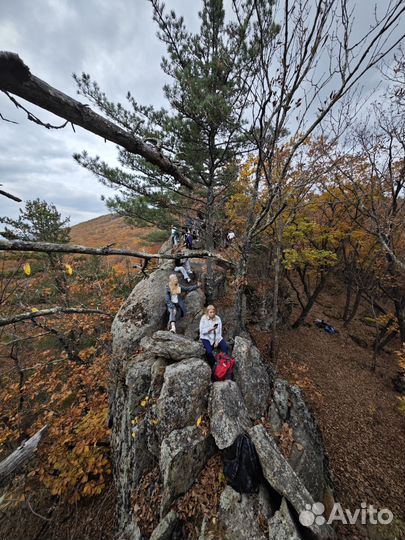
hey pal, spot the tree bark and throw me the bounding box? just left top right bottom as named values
left=292, top=274, right=327, bottom=329
left=270, top=222, right=284, bottom=361
left=0, top=51, right=192, bottom=189
left=0, top=425, right=48, bottom=486
left=205, top=184, right=215, bottom=304
left=344, top=288, right=362, bottom=326
left=342, top=280, right=352, bottom=322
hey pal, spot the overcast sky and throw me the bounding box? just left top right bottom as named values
left=0, top=0, right=402, bottom=226
left=0, top=0, right=199, bottom=225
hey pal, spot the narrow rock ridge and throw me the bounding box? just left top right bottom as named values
left=110, top=245, right=336, bottom=540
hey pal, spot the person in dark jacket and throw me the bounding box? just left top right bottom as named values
left=165, top=274, right=200, bottom=333
left=174, top=255, right=193, bottom=282
left=185, top=230, right=193, bottom=249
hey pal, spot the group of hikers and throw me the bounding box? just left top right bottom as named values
left=165, top=272, right=229, bottom=367
left=165, top=240, right=229, bottom=367
left=171, top=225, right=195, bottom=249
left=171, top=222, right=236, bottom=251
left=167, top=220, right=237, bottom=369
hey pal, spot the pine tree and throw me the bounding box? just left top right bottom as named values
left=1, top=199, right=71, bottom=295
left=73, top=0, right=277, bottom=299
left=1, top=198, right=70, bottom=243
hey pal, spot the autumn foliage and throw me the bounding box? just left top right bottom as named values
left=0, top=220, right=161, bottom=504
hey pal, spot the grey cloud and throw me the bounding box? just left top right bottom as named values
left=0, top=0, right=401, bottom=229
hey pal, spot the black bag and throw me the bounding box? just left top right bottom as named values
left=223, top=433, right=262, bottom=494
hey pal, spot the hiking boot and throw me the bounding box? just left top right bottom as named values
left=170, top=322, right=176, bottom=333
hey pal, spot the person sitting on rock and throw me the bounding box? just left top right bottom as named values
left=165, top=274, right=200, bottom=333
left=174, top=255, right=193, bottom=282
left=199, top=304, right=229, bottom=366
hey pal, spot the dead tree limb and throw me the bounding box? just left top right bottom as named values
left=0, top=425, right=48, bottom=486
left=0, top=307, right=111, bottom=328
left=0, top=238, right=233, bottom=265
left=0, top=188, right=22, bottom=202
left=0, top=51, right=192, bottom=190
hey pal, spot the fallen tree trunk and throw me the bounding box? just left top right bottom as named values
left=0, top=425, right=48, bottom=486
left=0, top=51, right=192, bottom=190
left=0, top=238, right=232, bottom=265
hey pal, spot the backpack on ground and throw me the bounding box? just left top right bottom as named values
left=223, top=433, right=262, bottom=494
left=213, top=352, right=235, bottom=381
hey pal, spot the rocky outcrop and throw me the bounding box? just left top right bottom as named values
left=140, top=331, right=205, bottom=362
left=249, top=424, right=335, bottom=540
left=216, top=485, right=273, bottom=540
left=233, top=336, right=273, bottom=418
left=110, top=250, right=336, bottom=540
left=112, top=356, right=155, bottom=531
left=208, top=381, right=251, bottom=449
left=112, top=267, right=172, bottom=358
left=152, top=358, right=211, bottom=447
left=268, top=378, right=333, bottom=501
left=268, top=498, right=303, bottom=540
left=247, top=280, right=292, bottom=331
left=150, top=511, right=180, bottom=540
left=160, top=426, right=215, bottom=516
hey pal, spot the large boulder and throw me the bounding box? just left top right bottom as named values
left=182, top=290, right=205, bottom=340
left=117, top=520, right=142, bottom=540
left=112, top=268, right=172, bottom=357
left=249, top=424, right=335, bottom=540
left=208, top=381, right=252, bottom=449
left=232, top=337, right=273, bottom=418
left=160, top=426, right=215, bottom=516
left=112, top=358, right=155, bottom=534
left=199, top=266, right=227, bottom=303
left=126, top=358, right=154, bottom=413
left=141, top=331, right=205, bottom=362
left=150, top=510, right=180, bottom=540
left=213, top=485, right=273, bottom=540
left=150, top=358, right=211, bottom=452
left=268, top=379, right=333, bottom=501
left=268, top=498, right=303, bottom=540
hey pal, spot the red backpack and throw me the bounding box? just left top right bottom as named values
left=213, top=352, right=235, bottom=381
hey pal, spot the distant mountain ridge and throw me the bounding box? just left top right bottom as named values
left=71, top=214, right=162, bottom=252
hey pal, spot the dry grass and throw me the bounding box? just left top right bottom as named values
left=70, top=215, right=163, bottom=270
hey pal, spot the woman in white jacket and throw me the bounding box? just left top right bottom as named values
left=199, top=305, right=229, bottom=366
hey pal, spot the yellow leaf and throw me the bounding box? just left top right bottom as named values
left=196, top=416, right=202, bottom=427
left=23, top=263, right=31, bottom=276
left=31, top=307, right=39, bottom=313
left=140, top=399, right=148, bottom=408
left=65, top=263, right=73, bottom=276
left=151, top=419, right=160, bottom=425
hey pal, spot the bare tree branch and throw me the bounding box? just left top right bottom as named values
left=0, top=238, right=233, bottom=265
left=0, top=425, right=48, bottom=486
left=0, top=188, right=22, bottom=202
left=0, top=51, right=193, bottom=190
left=0, top=307, right=111, bottom=328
